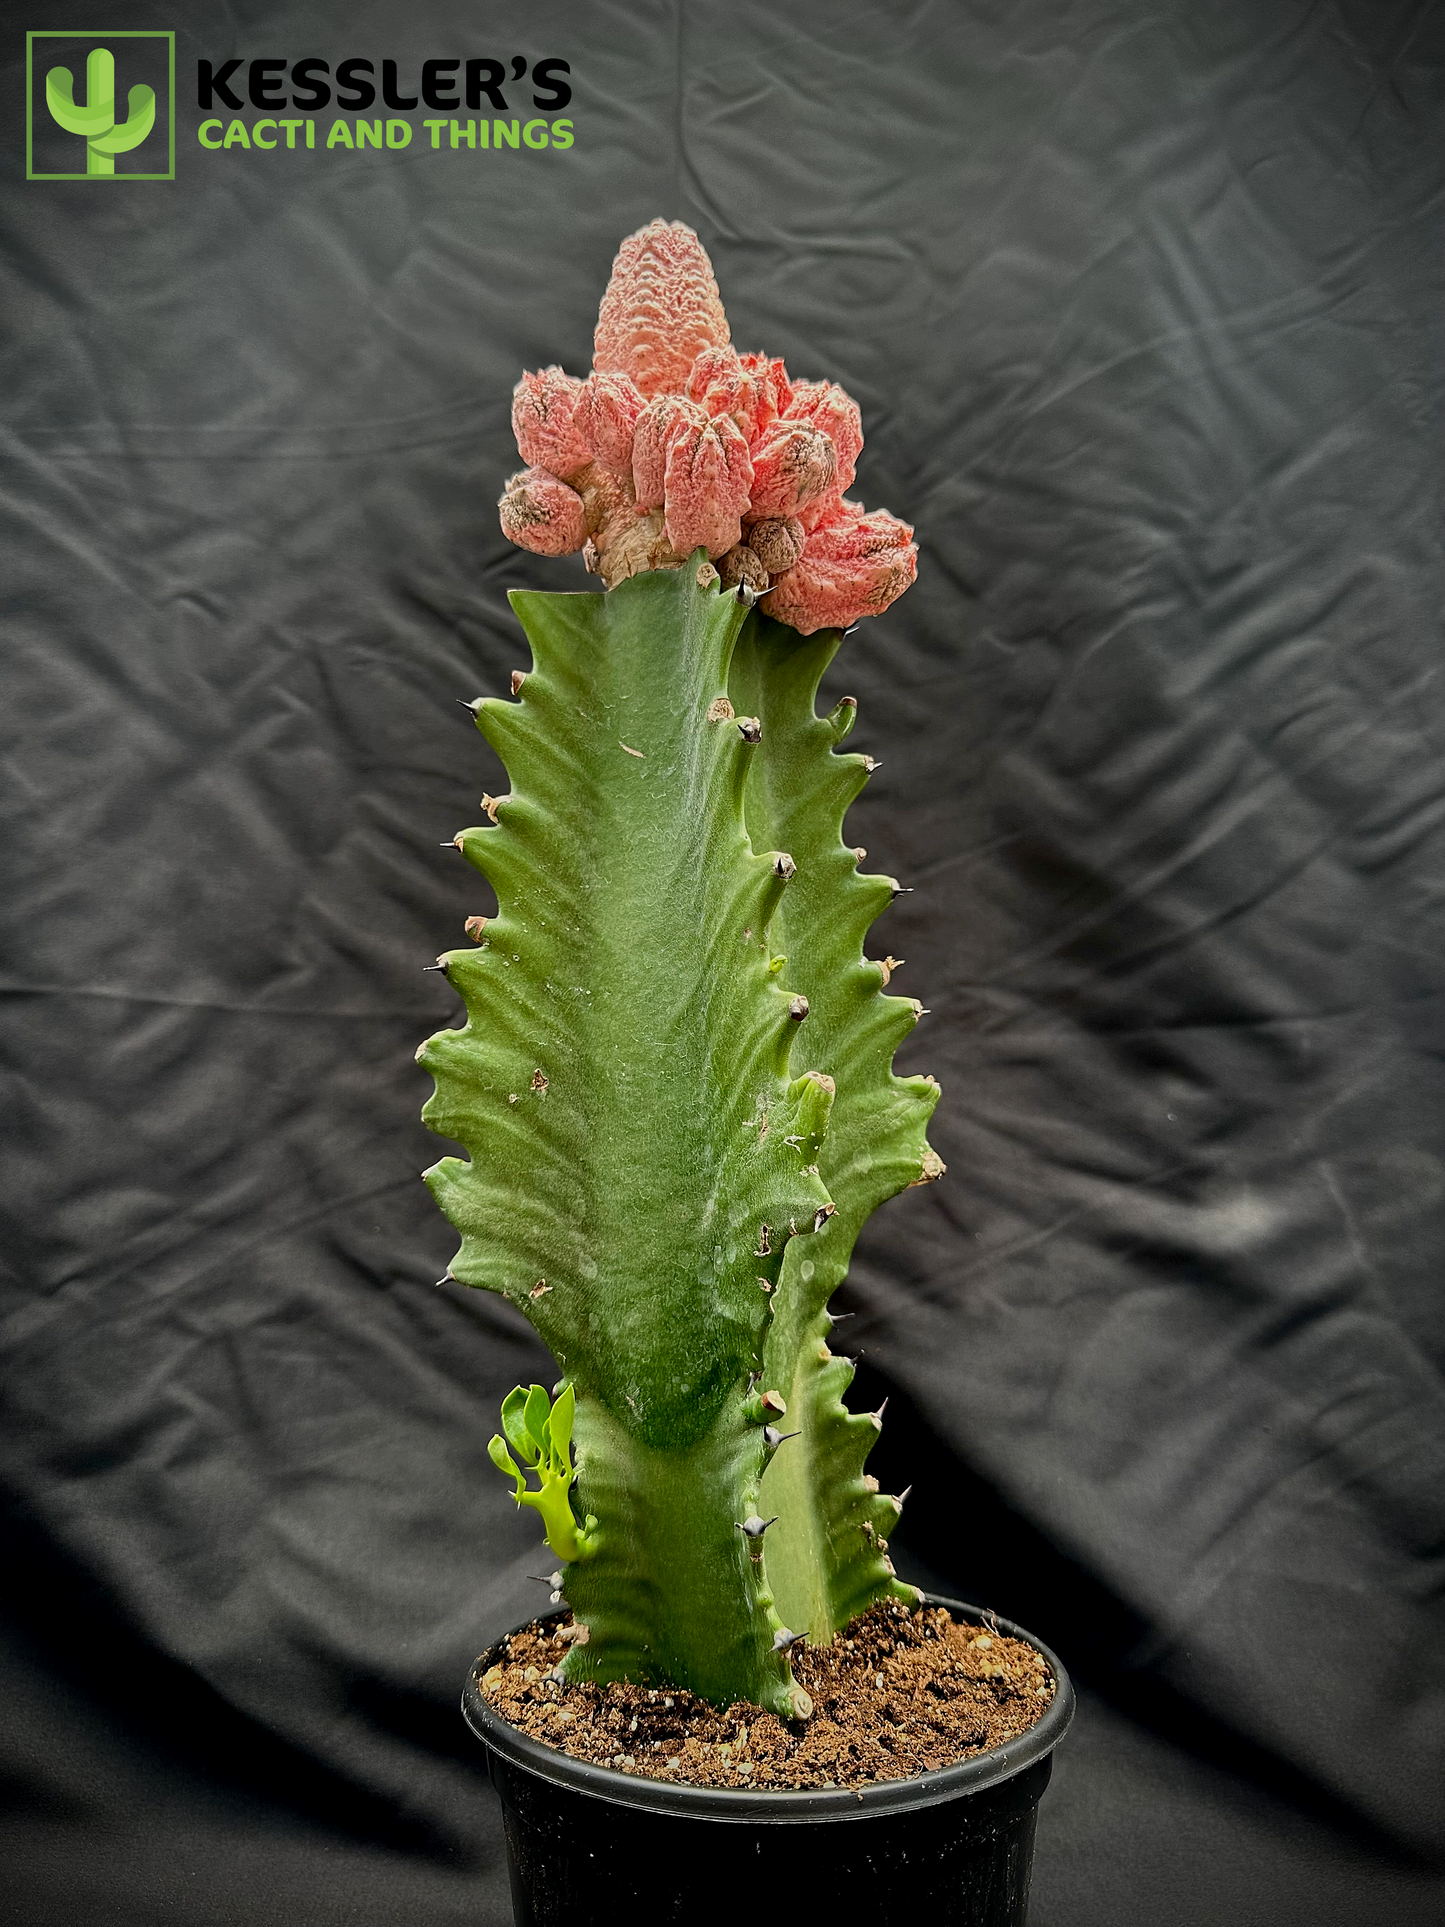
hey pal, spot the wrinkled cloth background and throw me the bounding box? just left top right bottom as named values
left=2, top=0, right=1442, bottom=1921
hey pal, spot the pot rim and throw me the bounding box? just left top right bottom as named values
left=461, top=1592, right=1074, bottom=1825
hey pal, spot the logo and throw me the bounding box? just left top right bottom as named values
left=26, top=31, right=176, bottom=181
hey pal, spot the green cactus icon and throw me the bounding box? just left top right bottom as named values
left=45, top=47, right=155, bottom=176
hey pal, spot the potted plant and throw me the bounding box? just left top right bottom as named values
left=419, top=220, right=1072, bottom=1923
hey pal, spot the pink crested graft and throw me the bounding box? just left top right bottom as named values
left=499, top=467, right=588, bottom=556
left=686, top=347, right=788, bottom=446
left=747, top=420, right=837, bottom=521
left=663, top=411, right=753, bottom=558
left=786, top=381, right=864, bottom=495
left=762, top=500, right=918, bottom=635
left=594, top=220, right=731, bottom=400
left=497, top=219, right=916, bottom=624
left=511, top=367, right=591, bottom=482
left=573, top=370, right=646, bottom=474
left=631, top=393, right=709, bottom=511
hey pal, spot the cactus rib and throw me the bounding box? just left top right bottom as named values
left=731, top=613, right=941, bottom=1641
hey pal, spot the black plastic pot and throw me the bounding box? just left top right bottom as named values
left=462, top=1595, right=1073, bottom=1926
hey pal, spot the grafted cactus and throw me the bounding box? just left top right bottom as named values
left=419, top=225, right=938, bottom=1719
left=45, top=48, right=155, bottom=176
left=497, top=220, right=918, bottom=634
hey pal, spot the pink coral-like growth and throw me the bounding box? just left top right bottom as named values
left=747, top=421, right=837, bottom=521
left=594, top=220, right=731, bottom=400
left=511, top=367, right=591, bottom=482
left=686, top=347, right=788, bottom=447
left=762, top=499, right=918, bottom=636
left=499, top=467, right=588, bottom=556
left=663, top=411, right=753, bottom=558
left=573, top=370, right=645, bottom=475
left=786, top=381, right=864, bottom=496
left=497, top=219, right=916, bottom=628
left=631, top=394, right=709, bottom=512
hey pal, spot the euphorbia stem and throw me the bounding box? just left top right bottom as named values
left=421, top=565, right=937, bottom=1709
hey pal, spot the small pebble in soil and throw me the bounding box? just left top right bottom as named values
left=479, top=1599, right=1055, bottom=1792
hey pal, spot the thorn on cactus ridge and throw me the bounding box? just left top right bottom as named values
left=530, top=1572, right=565, bottom=1587
left=456, top=698, right=483, bottom=714
left=861, top=756, right=881, bottom=774
left=736, top=1515, right=777, bottom=1539
left=827, top=1310, right=855, bottom=1324
left=895, top=1486, right=913, bottom=1509
left=788, top=995, right=809, bottom=1021
left=422, top=958, right=450, bottom=974
left=737, top=715, right=762, bottom=744
left=773, top=1626, right=805, bottom=1653
left=870, top=1399, right=889, bottom=1428
left=763, top=1426, right=800, bottom=1449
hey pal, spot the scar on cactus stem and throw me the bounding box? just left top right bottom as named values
left=420, top=220, right=938, bottom=1720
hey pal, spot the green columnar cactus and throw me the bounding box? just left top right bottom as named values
left=45, top=48, right=155, bottom=176
left=419, top=225, right=939, bottom=1720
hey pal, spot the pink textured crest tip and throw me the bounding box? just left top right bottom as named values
left=746, top=420, right=838, bottom=520
left=498, top=466, right=589, bottom=556
left=761, top=501, right=918, bottom=634
left=630, top=393, right=709, bottom=511
left=686, top=346, right=786, bottom=445
left=786, top=380, right=863, bottom=493
left=511, top=367, right=591, bottom=482
left=574, top=370, right=645, bottom=473
left=663, top=412, right=753, bottom=558
left=593, top=220, right=731, bottom=400
left=737, top=352, right=793, bottom=425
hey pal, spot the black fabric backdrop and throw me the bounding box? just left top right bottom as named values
left=2, top=1, right=1443, bottom=1920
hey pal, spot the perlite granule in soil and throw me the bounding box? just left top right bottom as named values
left=480, top=1599, right=1055, bottom=1791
